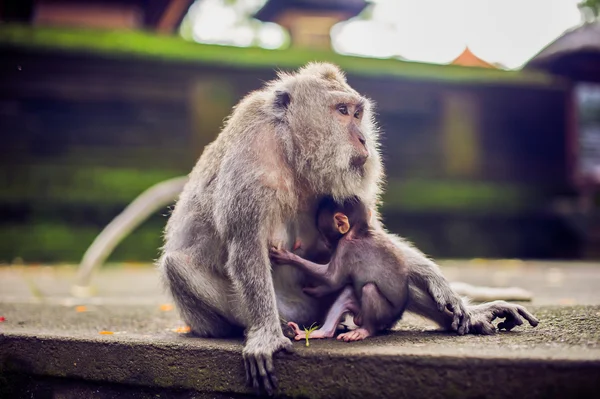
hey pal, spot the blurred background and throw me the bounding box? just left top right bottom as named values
left=0, top=0, right=599, bottom=264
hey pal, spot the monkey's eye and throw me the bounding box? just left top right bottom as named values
left=354, top=110, right=361, bottom=119
left=337, top=104, right=349, bottom=115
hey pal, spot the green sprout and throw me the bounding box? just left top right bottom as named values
left=303, top=322, right=319, bottom=347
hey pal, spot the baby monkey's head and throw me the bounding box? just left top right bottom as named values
left=316, top=196, right=371, bottom=246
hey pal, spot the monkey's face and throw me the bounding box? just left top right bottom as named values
left=316, top=209, right=345, bottom=247
left=332, top=101, right=369, bottom=169
left=270, top=62, right=383, bottom=201
left=292, top=90, right=377, bottom=188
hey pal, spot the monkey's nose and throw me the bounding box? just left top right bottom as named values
left=360, top=144, right=369, bottom=158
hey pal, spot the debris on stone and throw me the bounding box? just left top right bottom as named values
left=559, top=298, right=577, bottom=305
left=304, top=322, right=319, bottom=347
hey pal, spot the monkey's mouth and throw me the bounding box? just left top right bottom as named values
left=350, top=154, right=368, bottom=171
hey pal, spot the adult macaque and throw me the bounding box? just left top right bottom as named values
left=158, top=62, right=538, bottom=395
left=270, top=196, right=411, bottom=342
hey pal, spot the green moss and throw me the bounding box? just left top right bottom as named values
left=0, top=24, right=560, bottom=87
left=153, top=375, right=175, bottom=387
left=382, top=179, right=543, bottom=212
left=0, top=222, right=165, bottom=263
left=0, top=165, right=183, bottom=205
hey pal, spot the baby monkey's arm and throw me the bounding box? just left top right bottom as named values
left=269, top=247, right=337, bottom=286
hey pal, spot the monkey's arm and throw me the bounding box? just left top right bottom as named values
left=407, top=285, right=538, bottom=334
left=269, top=247, right=341, bottom=287
left=387, top=234, right=471, bottom=335
left=220, top=189, right=293, bottom=394
left=407, top=259, right=471, bottom=334
left=392, top=233, right=538, bottom=335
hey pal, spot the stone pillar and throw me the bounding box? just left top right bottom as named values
left=188, top=79, right=235, bottom=156
left=441, top=91, right=481, bottom=178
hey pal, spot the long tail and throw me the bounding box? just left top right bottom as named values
left=450, top=282, right=533, bottom=302
left=72, top=176, right=188, bottom=296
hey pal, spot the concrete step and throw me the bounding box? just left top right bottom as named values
left=1, top=303, right=599, bottom=398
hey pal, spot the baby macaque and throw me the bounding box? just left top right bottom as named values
left=269, top=196, right=409, bottom=342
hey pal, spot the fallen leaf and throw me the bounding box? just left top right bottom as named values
left=0, top=317, right=5, bottom=322
left=160, top=304, right=174, bottom=312
left=75, top=306, right=87, bottom=313
left=99, top=330, right=114, bottom=335
left=469, top=258, right=488, bottom=265
left=173, top=326, right=191, bottom=333
left=558, top=298, right=576, bottom=305
left=123, top=262, right=147, bottom=269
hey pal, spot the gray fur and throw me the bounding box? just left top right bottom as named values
left=269, top=198, right=412, bottom=341
left=158, top=62, right=538, bottom=394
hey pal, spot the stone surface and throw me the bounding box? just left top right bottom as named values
left=1, top=261, right=600, bottom=398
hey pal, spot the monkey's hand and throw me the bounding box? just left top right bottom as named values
left=269, top=247, right=296, bottom=265
left=243, top=328, right=294, bottom=396
left=431, top=288, right=471, bottom=335
left=467, top=300, right=539, bottom=335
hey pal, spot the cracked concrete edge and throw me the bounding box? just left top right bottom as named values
left=1, top=333, right=600, bottom=399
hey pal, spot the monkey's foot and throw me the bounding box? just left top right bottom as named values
left=287, top=322, right=333, bottom=341
left=337, top=327, right=371, bottom=342
left=281, top=321, right=297, bottom=339
left=468, top=300, right=539, bottom=335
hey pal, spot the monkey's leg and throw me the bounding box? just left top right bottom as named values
left=337, top=283, right=390, bottom=342
left=288, top=286, right=359, bottom=340
left=160, top=252, right=243, bottom=337
left=302, top=283, right=337, bottom=297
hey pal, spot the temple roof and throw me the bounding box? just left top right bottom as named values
left=525, top=22, right=600, bottom=82
left=450, top=47, right=497, bottom=69
left=0, top=0, right=195, bottom=33
left=527, top=22, right=600, bottom=65
left=254, top=0, right=368, bottom=22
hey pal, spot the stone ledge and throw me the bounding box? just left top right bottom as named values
left=1, top=304, right=600, bottom=398
left=2, top=332, right=600, bottom=399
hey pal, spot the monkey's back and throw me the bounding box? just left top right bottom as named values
left=339, top=230, right=409, bottom=311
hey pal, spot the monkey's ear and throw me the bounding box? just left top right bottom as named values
left=334, top=212, right=350, bottom=234
left=274, top=90, right=291, bottom=110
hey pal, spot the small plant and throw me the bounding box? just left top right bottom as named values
left=303, top=322, right=319, bottom=347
